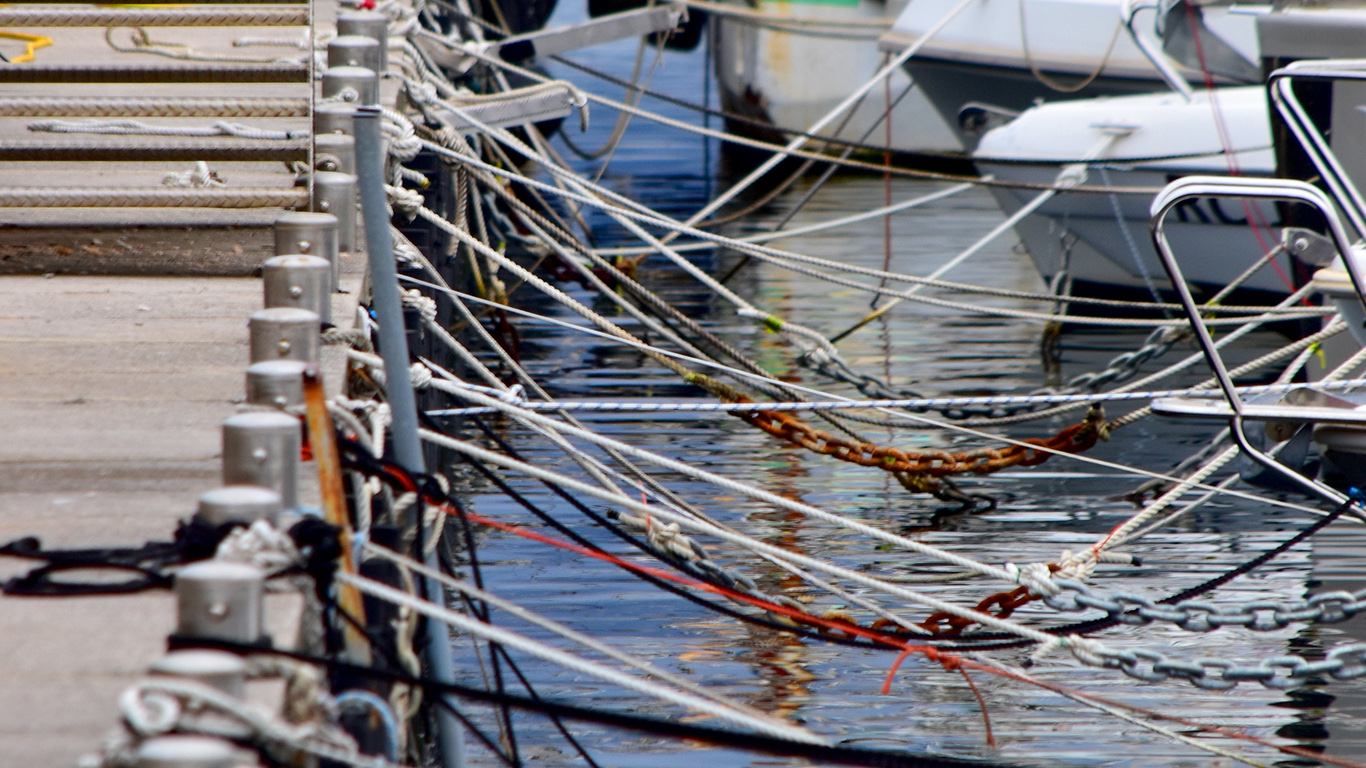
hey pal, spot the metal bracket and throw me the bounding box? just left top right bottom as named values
left=1149, top=175, right=1366, bottom=506
left=481, top=4, right=684, bottom=62
left=437, top=83, right=589, bottom=134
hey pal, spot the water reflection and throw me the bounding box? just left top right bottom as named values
left=430, top=4, right=1366, bottom=764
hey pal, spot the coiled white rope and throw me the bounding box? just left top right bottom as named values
left=28, top=118, right=309, bottom=140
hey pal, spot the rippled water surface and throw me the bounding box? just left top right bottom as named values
left=435, top=7, right=1366, bottom=766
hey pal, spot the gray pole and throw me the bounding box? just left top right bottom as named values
left=352, top=105, right=466, bottom=768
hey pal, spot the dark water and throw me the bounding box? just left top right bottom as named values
left=436, top=7, right=1366, bottom=766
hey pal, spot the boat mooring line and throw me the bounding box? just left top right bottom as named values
left=389, top=279, right=1341, bottom=520
left=421, top=377, right=1366, bottom=416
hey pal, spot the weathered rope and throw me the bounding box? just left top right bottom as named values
left=0, top=7, right=308, bottom=26
left=0, top=187, right=306, bottom=208
left=0, top=96, right=308, bottom=118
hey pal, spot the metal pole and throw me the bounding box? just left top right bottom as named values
left=352, top=105, right=466, bottom=768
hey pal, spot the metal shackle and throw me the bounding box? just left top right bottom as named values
left=273, top=210, right=338, bottom=282
left=134, top=736, right=239, bottom=768
left=321, top=65, right=378, bottom=106
left=313, top=101, right=358, bottom=136
left=245, top=359, right=307, bottom=410
left=194, top=485, right=282, bottom=527
left=263, top=254, right=333, bottom=319
left=148, top=650, right=249, bottom=699
left=221, top=411, right=301, bottom=509
left=248, top=307, right=320, bottom=365
left=311, top=171, right=357, bottom=255
left=313, top=132, right=356, bottom=175
left=174, top=561, right=265, bottom=643
left=327, top=35, right=382, bottom=75
left=337, top=10, right=389, bottom=72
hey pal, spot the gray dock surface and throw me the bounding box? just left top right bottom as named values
left=0, top=6, right=359, bottom=763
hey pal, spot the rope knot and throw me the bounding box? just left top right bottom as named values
left=385, top=184, right=425, bottom=218
left=497, top=384, right=526, bottom=404
left=400, top=288, right=438, bottom=324
left=1006, top=561, right=1059, bottom=597
left=408, top=362, right=433, bottom=390
left=162, top=161, right=224, bottom=188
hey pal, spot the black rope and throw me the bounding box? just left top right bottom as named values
left=0, top=517, right=244, bottom=597
left=941, top=492, right=1361, bottom=651
left=320, top=591, right=518, bottom=767
left=458, top=418, right=892, bottom=647
left=343, top=430, right=1361, bottom=654
left=181, top=636, right=1030, bottom=768
left=446, top=472, right=524, bottom=767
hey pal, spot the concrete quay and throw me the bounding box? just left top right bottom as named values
left=0, top=262, right=366, bottom=764
left=0, top=4, right=371, bottom=764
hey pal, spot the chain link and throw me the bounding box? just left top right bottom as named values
left=1041, top=578, right=1366, bottom=635
left=731, top=396, right=1108, bottom=476
left=1093, top=642, right=1366, bottom=690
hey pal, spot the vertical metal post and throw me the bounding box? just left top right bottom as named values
left=312, top=171, right=358, bottom=254
left=263, top=254, right=333, bottom=322
left=133, top=736, right=238, bottom=768
left=328, top=35, right=383, bottom=74
left=195, top=485, right=281, bottom=527
left=174, top=562, right=264, bottom=642
left=337, top=10, right=389, bottom=73
left=314, top=133, right=357, bottom=176
left=352, top=105, right=466, bottom=768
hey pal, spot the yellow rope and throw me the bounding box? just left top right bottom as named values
left=0, top=30, right=52, bottom=63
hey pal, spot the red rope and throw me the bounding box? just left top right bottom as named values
left=429, top=493, right=1366, bottom=766
left=1183, top=2, right=1298, bottom=296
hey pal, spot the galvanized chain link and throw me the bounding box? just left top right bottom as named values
left=1092, top=641, right=1366, bottom=691
left=801, top=326, right=1185, bottom=420
left=1041, top=577, right=1366, bottom=635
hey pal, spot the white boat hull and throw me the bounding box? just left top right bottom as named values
left=711, top=0, right=961, bottom=155
left=886, top=0, right=1260, bottom=150
left=974, top=87, right=1289, bottom=304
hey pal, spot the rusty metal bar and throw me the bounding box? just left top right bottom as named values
left=302, top=367, right=372, bottom=663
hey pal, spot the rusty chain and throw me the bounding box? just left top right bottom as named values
left=730, top=397, right=1108, bottom=477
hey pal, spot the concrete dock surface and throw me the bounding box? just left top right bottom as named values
left=0, top=4, right=360, bottom=763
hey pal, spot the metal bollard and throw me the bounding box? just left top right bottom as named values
left=148, top=650, right=249, bottom=699
left=321, top=65, right=378, bottom=106
left=337, top=10, right=389, bottom=73
left=194, top=485, right=282, bottom=528
left=313, top=101, right=358, bottom=136
left=263, top=254, right=333, bottom=319
left=134, top=736, right=239, bottom=768
left=313, top=132, right=356, bottom=175
left=175, top=561, right=264, bottom=643
left=327, top=35, right=382, bottom=75
left=221, top=411, right=301, bottom=509
left=248, top=307, right=320, bottom=365
left=312, top=171, right=357, bottom=255
left=245, top=359, right=307, bottom=410
left=273, top=210, right=338, bottom=282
